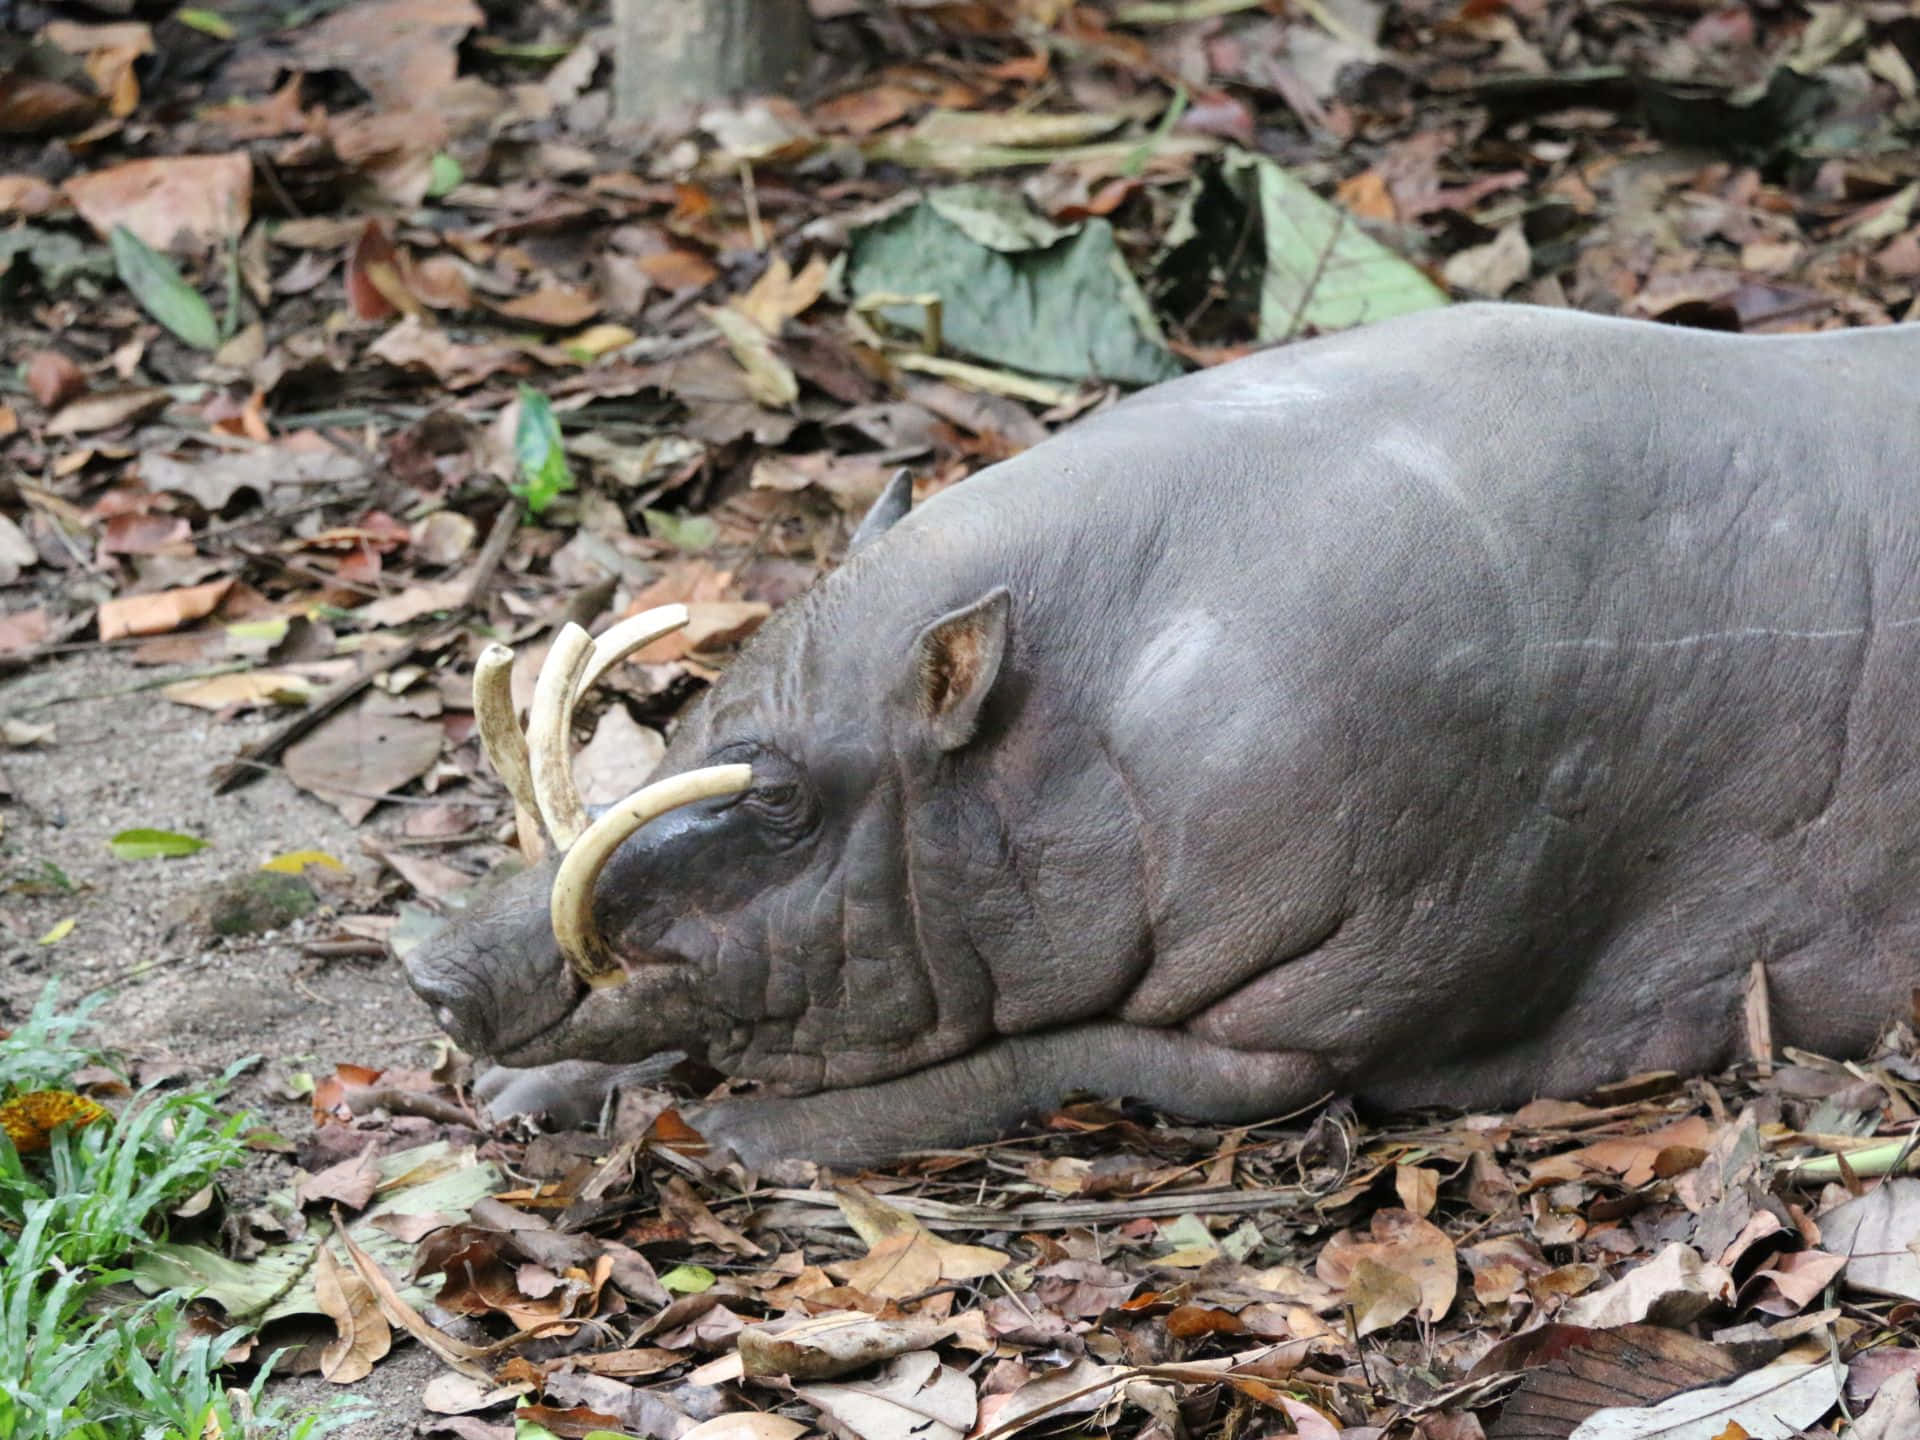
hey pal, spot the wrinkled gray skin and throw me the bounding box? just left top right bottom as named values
left=404, top=302, right=1920, bottom=1167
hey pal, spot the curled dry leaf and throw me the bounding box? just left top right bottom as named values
left=740, top=1311, right=956, bottom=1381
left=313, top=1240, right=393, bottom=1384
left=348, top=221, right=413, bottom=321
left=1559, top=1244, right=1734, bottom=1329
left=333, top=1209, right=492, bottom=1381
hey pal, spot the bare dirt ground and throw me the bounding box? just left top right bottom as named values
left=1, top=648, right=453, bottom=1433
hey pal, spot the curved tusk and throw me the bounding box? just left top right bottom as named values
left=473, top=644, right=538, bottom=815
left=578, top=603, right=689, bottom=696
left=472, top=643, right=547, bottom=859
left=551, top=763, right=753, bottom=986
left=526, top=623, right=594, bottom=849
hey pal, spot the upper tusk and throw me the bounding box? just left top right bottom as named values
left=526, top=623, right=594, bottom=849
left=578, top=603, right=689, bottom=696
left=472, top=643, right=539, bottom=819
left=550, top=763, right=753, bottom=987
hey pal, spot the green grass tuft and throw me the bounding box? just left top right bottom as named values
left=0, top=982, right=366, bottom=1439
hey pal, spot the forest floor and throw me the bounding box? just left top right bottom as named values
left=9, top=0, right=1920, bottom=1435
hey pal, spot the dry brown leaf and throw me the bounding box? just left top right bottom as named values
left=421, top=1374, right=530, bottom=1415
left=314, top=1240, right=392, bottom=1383
left=488, top=282, right=601, bottom=328
left=1396, top=1163, right=1439, bottom=1218
left=97, top=579, right=233, bottom=642
left=703, top=307, right=799, bottom=409
left=740, top=1311, right=955, bottom=1382
left=398, top=251, right=474, bottom=311
left=283, top=701, right=444, bottom=824
left=1316, top=1207, right=1457, bottom=1334
left=369, top=316, right=523, bottom=390
left=731, top=254, right=831, bottom=335
left=637, top=246, right=719, bottom=291
left=333, top=1208, right=491, bottom=1380
left=573, top=708, right=666, bottom=808
left=201, top=73, right=314, bottom=140
left=0, top=607, right=49, bottom=656
left=348, top=221, right=413, bottom=321
left=299, top=1143, right=382, bottom=1211
left=163, top=670, right=316, bottom=713
left=814, top=83, right=921, bottom=136
left=44, top=388, right=167, bottom=437
left=142, top=442, right=363, bottom=513
left=1559, top=1243, right=1734, bottom=1329
left=832, top=1186, right=1007, bottom=1300
left=795, top=1351, right=976, bottom=1440
left=1742, top=1249, right=1847, bottom=1317
left=1443, top=222, right=1532, bottom=298
left=290, top=0, right=482, bottom=109
left=355, top=578, right=468, bottom=627
left=1530, top=1115, right=1715, bottom=1187
left=100, top=512, right=189, bottom=555
left=27, top=351, right=86, bottom=410
left=41, top=20, right=154, bottom=56
left=0, top=174, right=63, bottom=215
left=1815, top=1178, right=1920, bottom=1302
left=680, top=1414, right=810, bottom=1440
left=64, top=154, right=252, bottom=253
left=412, top=511, right=477, bottom=567
left=0, top=73, right=100, bottom=136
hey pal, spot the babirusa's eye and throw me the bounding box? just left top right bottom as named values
left=755, top=781, right=801, bottom=812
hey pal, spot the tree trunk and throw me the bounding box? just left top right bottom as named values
left=612, top=0, right=813, bottom=122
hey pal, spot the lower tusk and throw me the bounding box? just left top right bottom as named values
left=578, top=603, right=689, bottom=696
left=550, top=763, right=753, bottom=987
left=526, top=623, right=594, bottom=848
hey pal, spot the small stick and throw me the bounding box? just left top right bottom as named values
left=740, top=161, right=765, bottom=251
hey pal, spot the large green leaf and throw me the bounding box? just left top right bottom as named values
left=1232, top=152, right=1447, bottom=338
left=512, top=385, right=574, bottom=517
left=109, top=226, right=221, bottom=351
left=1158, top=151, right=1447, bottom=342
left=847, top=185, right=1182, bottom=387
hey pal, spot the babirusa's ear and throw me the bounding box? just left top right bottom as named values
left=848, top=468, right=914, bottom=555
left=912, top=587, right=1011, bottom=752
